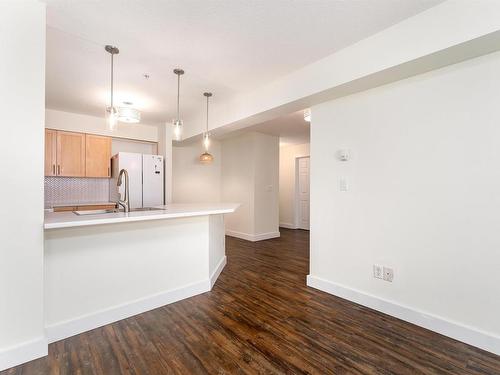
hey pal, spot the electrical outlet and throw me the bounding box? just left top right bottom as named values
left=373, top=264, right=383, bottom=279
left=383, top=267, right=394, bottom=282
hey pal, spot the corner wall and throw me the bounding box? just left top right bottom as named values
left=0, top=1, right=47, bottom=370
left=221, top=132, right=279, bottom=241
left=309, top=50, right=500, bottom=354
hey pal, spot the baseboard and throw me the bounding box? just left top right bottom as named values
left=279, top=222, right=297, bottom=229
left=226, top=230, right=280, bottom=242
left=46, top=279, right=211, bottom=344
left=0, top=336, right=48, bottom=372
left=306, top=275, right=500, bottom=355
left=210, top=256, right=227, bottom=289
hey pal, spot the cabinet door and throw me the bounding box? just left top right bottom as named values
left=85, top=134, right=111, bottom=177
left=44, top=129, right=57, bottom=176
left=56, top=131, right=86, bottom=177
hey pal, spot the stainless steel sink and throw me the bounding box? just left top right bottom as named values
left=73, top=207, right=164, bottom=215
left=73, top=209, right=118, bottom=216
left=129, top=207, right=164, bottom=212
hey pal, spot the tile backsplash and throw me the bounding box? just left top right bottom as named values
left=45, top=177, right=110, bottom=208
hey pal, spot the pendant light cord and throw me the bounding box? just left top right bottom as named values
left=206, top=95, right=209, bottom=133
left=177, top=73, right=180, bottom=121
left=110, top=53, right=114, bottom=109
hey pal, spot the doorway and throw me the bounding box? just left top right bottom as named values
left=295, top=156, right=310, bottom=230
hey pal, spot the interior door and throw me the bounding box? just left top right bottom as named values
left=297, top=157, right=310, bottom=230
left=56, top=131, right=86, bottom=177
left=85, top=134, right=111, bottom=177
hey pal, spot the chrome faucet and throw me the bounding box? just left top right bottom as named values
left=117, top=169, right=130, bottom=213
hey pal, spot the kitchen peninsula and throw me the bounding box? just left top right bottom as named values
left=44, top=203, right=238, bottom=343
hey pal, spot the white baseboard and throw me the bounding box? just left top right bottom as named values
left=210, top=256, right=227, bottom=289
left=307, top=275, right=500, bottom=355
left=0, top=336, right=48, bottom=372
left=46, top=279, right=210, bottom=344
left=226, top=230, right=280, bottom=242
left=279, top=222, right=297, bottom=229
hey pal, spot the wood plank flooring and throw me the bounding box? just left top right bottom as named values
left=3, top=229, right=500, bottom=374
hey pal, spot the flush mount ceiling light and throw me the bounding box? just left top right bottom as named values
left=199, top=92, right=214, bottom=164
left=304, top=108, right=311, bottom=122
left=105, top=45, right=119, bottom=130
left=172, top=68, right=184, bottom=141
left=118, top=102, right=141, bottom=123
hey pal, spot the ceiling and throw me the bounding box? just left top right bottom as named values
left=215, top=111, right=310, bottom=146
left=44, top=0, right=443, bottom=125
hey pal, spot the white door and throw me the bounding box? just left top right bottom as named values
left=297, top=157, right=310, bottom=230
left=142, top=154, right=164, bottom=207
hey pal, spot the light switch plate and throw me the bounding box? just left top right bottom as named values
left=339, top=177, right=348, bottom=192
left=373, top=264, right=383, bottom=279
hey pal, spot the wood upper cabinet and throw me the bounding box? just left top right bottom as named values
left=45, top=129, right=57, bottom=176
left=56, top=131, right=86, bottom=177
left=85, top=134, right=111, bottom=177
left=44, top=129, right=112, bottom=178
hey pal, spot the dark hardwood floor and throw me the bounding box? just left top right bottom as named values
left=3, top=229, right=500, bottom=374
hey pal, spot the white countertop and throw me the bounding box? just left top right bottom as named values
left=44, top=203, right=239, bottom=229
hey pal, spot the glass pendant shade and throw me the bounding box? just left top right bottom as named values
left=172, top=119, right=183, bottom=141
left=106, top=106, right=119, bottom=130
left=304, top=108, right=311, bottom=122
left=203, top=132, right=210, bottom=150
left=118, top=107, right=141, bottom=123
left=199, top=151, right=214, bottom=163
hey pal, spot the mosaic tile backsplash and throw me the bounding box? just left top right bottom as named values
left=45, top=177, right=110, bottom=208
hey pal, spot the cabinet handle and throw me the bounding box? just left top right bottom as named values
left=52, top=164, right=55, bottom=174
left=57, top=165, right=60, bottom=175
left=108, top=167, right=110, bottom=177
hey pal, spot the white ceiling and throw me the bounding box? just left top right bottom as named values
left=217, top=111, right=310, bottom=146
left=44, top=0, right=442, bottom=125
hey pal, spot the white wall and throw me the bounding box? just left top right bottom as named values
left=279, top=143, right=310, bottom=228
left=309, top=51, right=500, bottom=355
left=112, top=138, right=157, bottom=155
left=221, top=133, right=255, bottom=236
left=222, top=132, right=279, bottom=241
left=46, top=109, right=159, bottom=142
left=0, top=1, right=47, bottom=370
left=253, top=133, right=280, bottom=236
left=172, top=141, right=222, bottom=203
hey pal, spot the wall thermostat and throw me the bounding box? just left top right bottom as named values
left=337, top=149, right=350, bottom=161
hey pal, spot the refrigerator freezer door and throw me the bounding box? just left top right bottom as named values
left=142, top=154, right=164, bottom=207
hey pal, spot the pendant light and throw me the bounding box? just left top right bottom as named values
left=118, top=102, right=141, bottom=123
left=199, top=92, right=214, bottom=163
left=304, top=108, right=311, bottom=122
left=172, top=68, right=184, bottom=141
left=105, top=45, right=119, bottom=130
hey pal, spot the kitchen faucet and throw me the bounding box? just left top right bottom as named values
left=117, top=168, right=130, bottom=213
